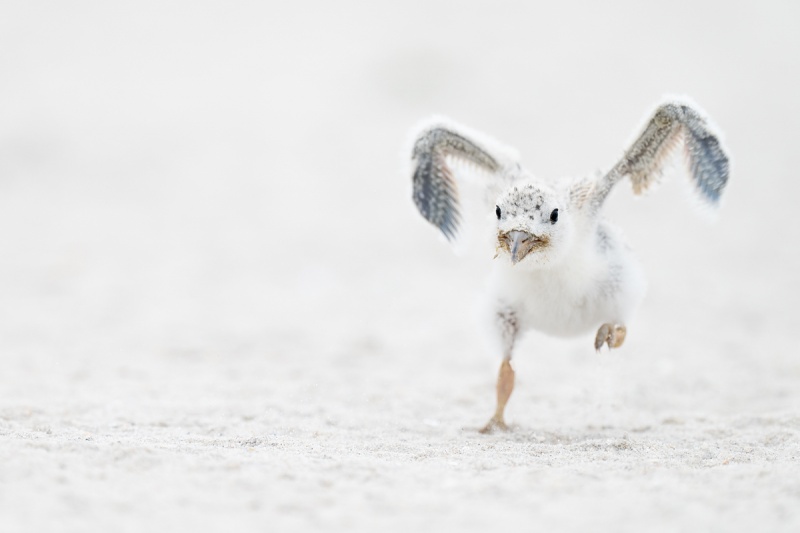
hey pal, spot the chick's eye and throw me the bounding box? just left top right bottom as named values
left=550, top=208, right=559, bottom=223
left=495, top=205, right=501, bottom=219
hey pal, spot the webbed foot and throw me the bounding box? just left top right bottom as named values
left=595, top=323, right=627, bottom=351
left=479, top=415, right=509, bottom=434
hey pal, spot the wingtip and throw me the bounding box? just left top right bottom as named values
left=685, top=126, right=730, bottom=206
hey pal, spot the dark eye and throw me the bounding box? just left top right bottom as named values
left=550, top=208, right=559, bottom=223
left=496, top=205, right=501, bottom=219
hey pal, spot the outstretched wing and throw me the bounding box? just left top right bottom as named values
left=577, top=99, right=730, bottom=211
left=410, top=117, right=520, bottom=242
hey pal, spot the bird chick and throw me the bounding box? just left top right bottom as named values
left=408, top=98, right=730, bottom=433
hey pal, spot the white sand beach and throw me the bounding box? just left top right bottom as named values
left=1, top=1, right=799, bottom=531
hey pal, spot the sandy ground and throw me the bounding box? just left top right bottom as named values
left=1, top=1, right=800, bottom=531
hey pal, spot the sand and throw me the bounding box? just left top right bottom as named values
left=1, top=1, right=799, bottom=531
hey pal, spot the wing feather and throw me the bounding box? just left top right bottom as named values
left=586, top=99, right=730, bottom=211
left=410, top=118, right=518, bottom=242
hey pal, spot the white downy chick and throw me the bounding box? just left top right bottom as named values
left=408, top=98, right=730, bottom=433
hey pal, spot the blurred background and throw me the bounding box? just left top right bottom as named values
left=1, top=1, right=799, bottom=529
left=2, top=0, right=797, bottom=387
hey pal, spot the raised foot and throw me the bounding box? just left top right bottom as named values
left=595, top=323, right=627, bottom=351
left=479, top=415, right=510, bottom=434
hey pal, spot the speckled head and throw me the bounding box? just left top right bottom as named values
left=494, top=183, right=574, bottom=268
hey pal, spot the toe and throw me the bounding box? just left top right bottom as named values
left=609, top=325, right=627, bottom=348
left=479, top=416, right=509, bottom=434
left=595, top=324, right=611, bottom=351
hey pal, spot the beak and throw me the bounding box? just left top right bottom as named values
left=508, top=230, right=532, bottom=265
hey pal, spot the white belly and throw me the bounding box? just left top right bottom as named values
left=486, top=234, right=647, bottom=337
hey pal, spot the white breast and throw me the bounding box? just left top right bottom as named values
left=486, top=223, right=647, bottom=338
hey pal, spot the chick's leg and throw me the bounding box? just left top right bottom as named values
left=595, top=323, right=627, bottom=351
left=479, top=359, right=515, bottom=433
left=479, top=308, right=518, bottom=434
